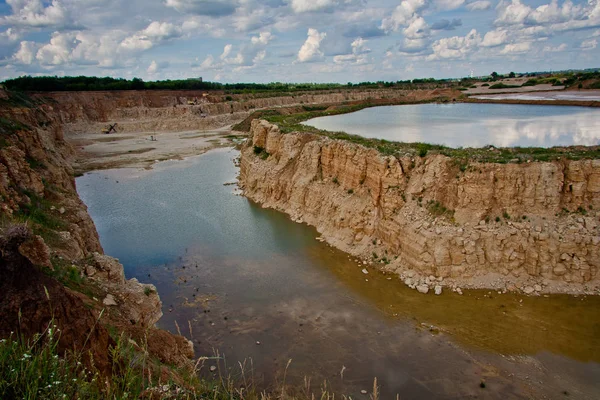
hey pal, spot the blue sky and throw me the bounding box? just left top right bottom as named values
left=0, top=0, right=598, bottom=83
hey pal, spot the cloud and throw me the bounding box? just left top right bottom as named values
left=13, top=40, right=38, bottom=64
left=434, top=0, right=465, bottom=11
left=147, top=60, right=169, bottom=74
left=35, top=32, right=76, bottom=65
left=480, top=29, right=508, bottom=47
left=495, top=0, right=532, bottom=26
left=403, top=16, right=429, bottom=39
left=581, top=38, right=597, bottom=49
left=297, top=28, right=326, bottom=62
left=430, top=18, right=463, bottom=31
left=2, top=0, right=75, bottom=29
left=164, top=0, right=238, bottom=16
left=543, top=43, right=567, bottom=52
left=220, top=44, right=233, bottom=60
left=251, top=31, right=274, bottom=45
left=499, top=41, right=531, bottom=54
left=333, top=37, right=371, bottom=64
left=427, top=28, right=481, bottom=60
left=466, top=0, right=491, bottom=11
left=526, top=0, right=584, bottom=25
left=288, top=0, right=335, bottom=13
left=381, top=0, right=426, bottom=32
left=120, top=21, right=182, bottom=52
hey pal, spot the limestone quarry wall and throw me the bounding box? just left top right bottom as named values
left=31, top=88, right=436, bottom=134
left=239, top=120, right=600, bottom=293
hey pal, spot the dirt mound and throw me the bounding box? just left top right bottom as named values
left=0, top=226, right=114, bottom=375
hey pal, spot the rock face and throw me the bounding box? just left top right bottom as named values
left=240, top=120, right=600, bottom=293
left=0, top=90, right=193, bottom=370
left=0, top=228, right=114, bottom=375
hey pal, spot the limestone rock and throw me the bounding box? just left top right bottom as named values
left=434, top=285, right=442, bottom=295
left=103, top=294, right=117, bottom=306
left=416, top=284, right=429, bottom=294
left=18, top=235, right=52, bottom=269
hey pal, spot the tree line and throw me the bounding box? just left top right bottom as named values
left=2, top=75, right=465, bottom=93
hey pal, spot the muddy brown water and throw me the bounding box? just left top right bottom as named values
left=76, top=148, right=600, bottom=399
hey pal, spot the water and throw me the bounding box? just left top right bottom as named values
left=76, top=148, right=600, bottom=398
left=302, top=103, right=600, bottom=148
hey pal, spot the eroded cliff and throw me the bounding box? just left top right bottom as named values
left=0, top=91, right=193, bottom=372
left=240, top=120, right=600, bottom=294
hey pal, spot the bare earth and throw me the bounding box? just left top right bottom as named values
left=464, top=77, right=565, bottom=94
left=68, top=125, right=240, bottom=172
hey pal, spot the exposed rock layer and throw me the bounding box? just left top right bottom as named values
left=240, top=120, right=600, bottom=293
left=0, top=92, right=193, bottom=369
left=33, top=88, right=449, bottom=134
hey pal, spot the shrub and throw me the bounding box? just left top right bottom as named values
left=347, top=189, right=354, bottom=194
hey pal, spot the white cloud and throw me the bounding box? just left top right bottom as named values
left=13, top=40, right=38, bottom=64
left=404, top=16, right=429, bottom=39
left=36, top=32, right=76, bottom=65
left=527, top=0, right=584, bottom=25
left=495, top=0, right=532, bottom=26
left=119, top=22, right=182, bottom=52
left=381, top=0, right=426, bottom=32
left=466, top=0, right=491, bottom=11
left=297, top=28, right=326, bottom=62
left=289, top=0, right=335, bottom=13
left=0, top=28, right=21, bottom=42
left=147, top=60, right=169, bottom=74
left=481, top=29, right=508, bottom=47
left=3, top=0, right=73, bottom=29
left=500, top=41, right=531, bottom=54
left=543, top=43, right=567, bottom=52
left=200, top=54, right=216, bottom=69
left=220, top=44, right=233, bottom=60
left=333, top=37, right=370, bottom=64
left=251, top=31, right=274, bottom=45
left=434, top=0, right=465, bottom=11
left=581, top=38, right=597, bottom=50
left=252, top=50, right=266, bottom=63
left=427, top=28, right=481, bottom=60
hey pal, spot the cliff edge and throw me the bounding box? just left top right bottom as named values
left=240, top=119, right=600, bottom=295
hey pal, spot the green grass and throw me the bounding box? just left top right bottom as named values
left=427, top=200, right=454, bottom=220
left=0, top=326, right=155, bottom=400
left=253, top=145, right=270, bottom=160
left=245, top=104, right=600, bottom=163
left=0, top=324, right=371, bottom=400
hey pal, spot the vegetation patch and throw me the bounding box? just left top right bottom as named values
left=253, top=145, right=270, bottom=160
left=488, top=83, right=521, bottom=89
left=427, top=200, right=455, bottom=220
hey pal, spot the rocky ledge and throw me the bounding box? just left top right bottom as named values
left=239, top=119, right=600, bottom=295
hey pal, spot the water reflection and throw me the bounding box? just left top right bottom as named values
left=76, top=149, right=600, bottom=399
left=302, top=103, right=600, bottom=148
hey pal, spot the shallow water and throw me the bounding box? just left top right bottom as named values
left=302, top=103, right=600, bottom=148
left=76, top=148, right=600, bottom=398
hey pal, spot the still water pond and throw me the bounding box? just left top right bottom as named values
left=76, top=148, right=600, bottom=399
left=303, top=103, right=600, bottom=148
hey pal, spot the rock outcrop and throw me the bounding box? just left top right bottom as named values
left=0, top=90, right=193, bottom=370
left=33, top=88, right=454, bottom=134
left=240, top=120, right=600, bottom=294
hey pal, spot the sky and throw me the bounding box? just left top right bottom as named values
left=0, top=0, right=598, bottom=83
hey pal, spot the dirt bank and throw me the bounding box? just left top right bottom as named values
left=240, top=120, right=600, bottom=296
left=0, top=90, right=194, bottom=375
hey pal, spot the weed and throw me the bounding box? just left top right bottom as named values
left=495, top=216, right=500, bottom=222
left=503, top=211, right=510, bottom=220
left=347, top=189, right=354, bottom=194
left=332, top=177, right=339, bottom=184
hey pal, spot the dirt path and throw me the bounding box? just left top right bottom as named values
left=68, top=125, right=244, bottom=173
